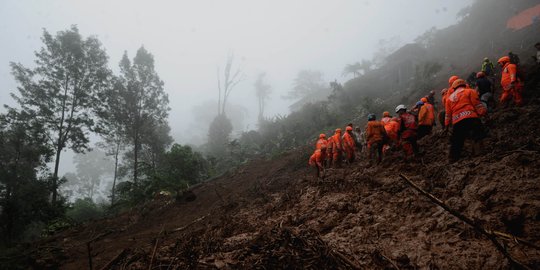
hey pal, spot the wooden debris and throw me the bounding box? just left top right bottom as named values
left=399, top=173, right=531, bottom=270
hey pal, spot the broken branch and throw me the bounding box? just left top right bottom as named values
left=399, top=174, right=530, bottom=270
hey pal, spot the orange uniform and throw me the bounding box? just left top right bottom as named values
left=316, top=138, right=327, bottom=160
left=383, top=120, right=399, bottom=142
left=445, top=86, right=487, bottom=126
left=309, top=149, right=325, bottom=169
left=330, top=129, right=342, bottom=165
left=366, top=121, right=386, bottom=145
left=342, top=131, right=356, bottom=162
left=500, top=62, right=523, bottom=105
left=418, top=102, right=435, bottom=126
left=381, top=116, right=392, bottom=125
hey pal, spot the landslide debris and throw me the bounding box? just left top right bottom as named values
left=25, top=71, right=540, bottom=269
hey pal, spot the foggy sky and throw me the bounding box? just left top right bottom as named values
left=0, top=0, right=472, bottom=175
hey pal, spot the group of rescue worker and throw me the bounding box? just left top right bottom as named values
left=309, top=53, right=525, bottom=178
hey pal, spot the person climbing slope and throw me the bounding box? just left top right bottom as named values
left=342, top=126, right=356, bottom=164
left=365, top=113, right=387, bottom=165
left=444, top=79, right=487, bottom=162
left=396, top=104, right=419, bottom=158
left=439, top=76, right=460, bottom=126
left=417, top=97, right=435, bottom=139
left=475, top=71, right=494, bottom=111
left=481, top=57, right=495, bottom=77
left=309, top=145, right=327, bottom=179
left=315, top=133, right=328, bottom=166
left=383, top=117, right=400, bottom=154
left=330, top=128, right=343, bottom=168
left=498, top=55, right=523, bottom=106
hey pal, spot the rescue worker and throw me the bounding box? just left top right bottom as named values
left=481, top=58, right=495, bottom=77
left=498, top=56, right=523, bottom=106
left=315, top=133, right=328, bottom=166
left=417, top=97, right=435, bottom=139
left=439, top=76, right=460, bottom=127
left=326, top=131, right=334, bottom=167
left=383, top=117, right=400, bottom=154
left=315, top=133, right=327, bottom=149
left=366, top=113, right=387, bottom=164
left=342, top=126, right=356, bottom=163
left=309, top=145, right=327, bottom=178
left=346, top=123, right=358, bottom=151
left=475, top=71, right=494, bottom=111
left=396, top=104, right=419, bottom=158
left=330, top=128, right=343, bottom=168
left=381, top=111, right=392, bottom=125
left=444, top=79, right=487, bottom=162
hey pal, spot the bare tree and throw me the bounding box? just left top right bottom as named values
left=217, top=52, right=244, bottom=116
left=254, top=72, right=272, bottom=121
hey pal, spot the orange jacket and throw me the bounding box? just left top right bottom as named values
left=381, top=116, right=392, bottom=125
left=309, top=149, right=325, bottom=168
left=316, top=138, right=327, bottom=150
left=342, top=131, right=355, bottom=152
left=366, top=121, right=386, bottom=144
left=384, top=120, right=400, bottom=140
left=418, top=102, right=435, bottom=126
left=330, top=132, right=342, bottom=152
left=500, top=62, right=519, bottom=89
left=445, top=86, right=486, bottom=126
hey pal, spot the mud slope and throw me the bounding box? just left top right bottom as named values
left=31, top=73, right=540, bottom=269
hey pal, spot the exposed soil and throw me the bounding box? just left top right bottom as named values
left=27, top=69, right=540, bottom=269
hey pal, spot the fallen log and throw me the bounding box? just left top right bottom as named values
left=99, top=249, right=128, bottom=270
left=399, top=174, right=530, bottom=270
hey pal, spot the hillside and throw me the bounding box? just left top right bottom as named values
left=25, top=66, right=540, bottom=269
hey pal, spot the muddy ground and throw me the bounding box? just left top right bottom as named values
left=25, top=72, right=540, bottom=269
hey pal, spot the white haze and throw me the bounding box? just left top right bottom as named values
left=0, top=0, right=472, bottom=176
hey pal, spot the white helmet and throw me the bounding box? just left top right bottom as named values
left=395, top=104, right=407, bottom=113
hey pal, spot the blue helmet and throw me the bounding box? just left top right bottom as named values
left=368, top=113, right=376, bottom=121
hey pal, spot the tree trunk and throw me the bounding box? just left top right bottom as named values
left=133, top=131, right=139, bottom=183
left=111, top=142, right=120, bottom=205
left=52, top=145, right=62, bottom=203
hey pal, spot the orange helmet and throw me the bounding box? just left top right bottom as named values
left=452, top=79, right=467, bottom=89
left=421, top=97, right=428, bottom=103
left=383, top=111, right=390, bottom=117
left=448, top=75, right=459, bottom=85
left=346, top=126, right=353, bottom=131
left=476, top=71, right=485, bottom=78
left=498, top=56, right=510, bottom=65
left=319, top=133, right=326, bottom=139
left=335, top=128, right=341, bottom=133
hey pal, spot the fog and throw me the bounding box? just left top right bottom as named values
left=0, top=0, right=472, bottom=177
